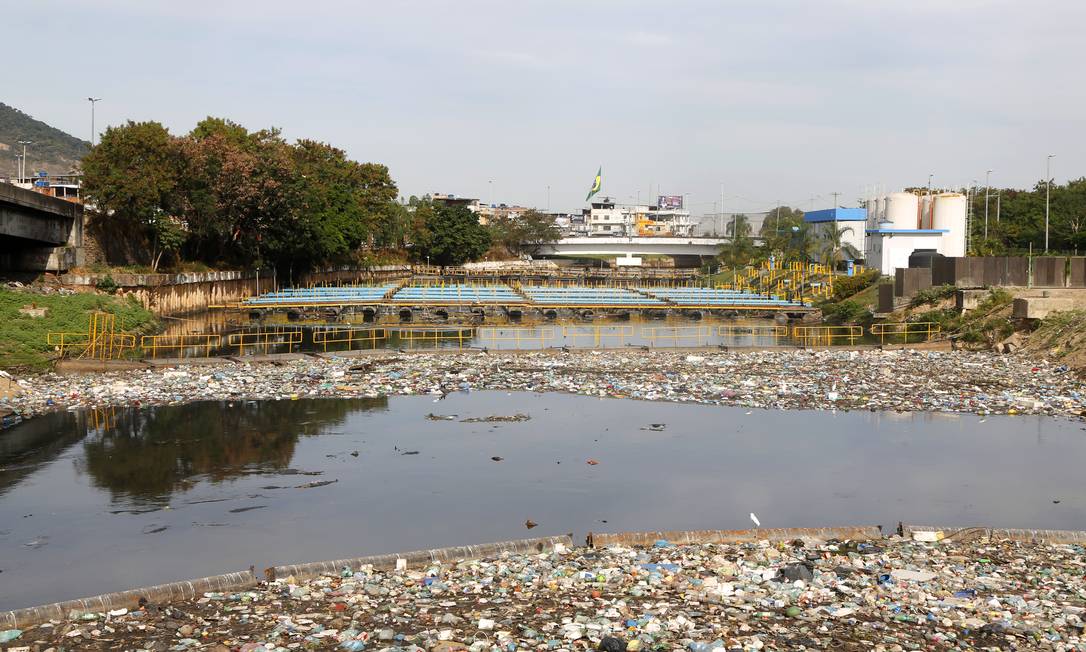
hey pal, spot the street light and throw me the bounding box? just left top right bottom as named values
left=17, top=140, right=32, bottom=179
left=984, top=169, right=992, bottom=240
left=13, top=154, right=22, bottom=181
left=87, top=97, right=102, bottom=147
left=1045, top=155, right=1055, bottom=253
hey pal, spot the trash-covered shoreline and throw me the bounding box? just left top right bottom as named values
left=4, top=349, right=1086, bottom=422
left=4, top=534, right=1086, bottom=651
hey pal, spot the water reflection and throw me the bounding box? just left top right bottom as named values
left=5, top=398, right=388, bottom=504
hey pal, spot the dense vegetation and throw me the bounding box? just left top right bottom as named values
left=0, top=102, right=90, bottom=177
left=961, top=179, right=1086, bottom=254
left=0, top=289, right=156, bottom=369
left=82, top=118, right=560, bottom=274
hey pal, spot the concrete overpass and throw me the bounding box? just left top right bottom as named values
left=535, top=236, right=728, bottom=259
left=0, top=182, right=84, bottom=271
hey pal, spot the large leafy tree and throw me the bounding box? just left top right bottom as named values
left=489, top=209, right=561, bottom=256
left=81, top=120, right=185, bottom=271
left=415, top=204, right=492, bottom=265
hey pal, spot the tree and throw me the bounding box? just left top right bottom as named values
left=81, top=120, right=185, bottom=271
left=819, top=224, right=860, bottom=266
left=725, top=213, right=752, bottom=238
left=489, top=209, right=561, bottom=256
left=414, top=204, right=492, bottom=266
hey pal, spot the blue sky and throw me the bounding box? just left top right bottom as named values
left=8, top=0, right=1085, bottom=214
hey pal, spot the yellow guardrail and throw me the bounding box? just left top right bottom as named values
left=870, top=322, right=941, bottom=344
left=477, top=327, right=555, bottom=348
left=792, top=325, right=863, bottom=347
left=227, top=329, right=304, bottom=355
left=394, top=327, right=474, bottom=349
left=47, top=331, right=91, bottom=355
left=561, top=325, right=635, bottom=346
left=140, top=334, right=223, bottom=358
left=640, top=325, right=715, bottom=345
left=311, top=327, right=388, bottom=351
left=717, top=325, right=790, bottom=339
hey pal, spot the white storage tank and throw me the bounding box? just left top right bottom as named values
left=885, top=192, right=920, bottom=229
left=919, top=194, right=933, bottom=229
left=867, top=197, right=883, bottom=226
left=932, top=193, right=967, bottom=256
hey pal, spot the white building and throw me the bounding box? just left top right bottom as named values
left=584, top=197, right=694, bottom=237
left=863, top=191, right=967, bottom=275
left=803, top=208, right=868, bottom=263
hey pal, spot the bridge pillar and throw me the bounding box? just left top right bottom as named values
left=0, top=183, right=85, bottom=272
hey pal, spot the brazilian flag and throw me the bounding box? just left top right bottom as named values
left=585, top=166, right=602, bottom=201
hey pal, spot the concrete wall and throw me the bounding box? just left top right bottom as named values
left=931, top=257, right=1028, bottom=288
left=58, top=266, right=412, bottom=316
left=894, top=267, right=932, bottom=299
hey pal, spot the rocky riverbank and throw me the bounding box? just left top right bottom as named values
left=3, top=349, right=1085, bottom=422
left=4, top=534, right=1086, bottom=651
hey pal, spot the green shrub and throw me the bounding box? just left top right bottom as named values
left=822, top=300, right=872, bottom=324
left=96, top=274, right=119, bottom=294
left=829, top=270, right=880, bottom=303
left=909, top=284, right=957, bottom=308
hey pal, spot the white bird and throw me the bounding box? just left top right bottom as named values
left=750, top=512, right=761, bottom=528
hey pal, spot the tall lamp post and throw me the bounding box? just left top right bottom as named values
left=1045, top=155, right=1055, bottom=253
left=984, top=169, right=992, bottom=240
left=17, top=141, right=32, bottom=180
left=87, top=97, right=102, bottom=147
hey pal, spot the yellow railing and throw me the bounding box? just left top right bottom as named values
left=47, top=331, right=91, bottom=356
left=561, top=325, right=635, bottom=347
left=640, top=325, right=715, bottom=345
left=140, top=334, right=223, bottom=358
left=227, top=329, right=304, bottom=355
left=477, top=327, right=555, bottom=348
left=311, top=327, right=388, bottom=351
left=870, top=322, right=941, bottom=344
left=717, top=325, right=790, bottom=339
left=792, top=325, right=863, bottom=347
left=394, top=327, right=474, bottom=349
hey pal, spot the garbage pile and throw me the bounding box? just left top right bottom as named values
left=4, top=349, right=1085, bottom=423
left=7, top=535, right=1086, bottom=651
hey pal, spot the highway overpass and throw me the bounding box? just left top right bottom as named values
left=535, top=236, right=728, bottom=259
left=0, top=182, right=84, bottom=271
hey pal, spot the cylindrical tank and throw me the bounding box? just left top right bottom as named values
left=919, top=195, right=933, bottom=229
left=932, top=193, right=967, bottom=256
left=885, top=192, right=919, bottom=229
left=866, top=197, right=882, bottom=226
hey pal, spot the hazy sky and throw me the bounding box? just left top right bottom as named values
left=8, top=0, right=1086, bottom=214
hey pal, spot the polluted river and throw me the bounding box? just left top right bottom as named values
left=2, top=383, right=1086, bottom=612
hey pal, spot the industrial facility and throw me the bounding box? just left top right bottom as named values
left=864, top=191, right=968, bottom=275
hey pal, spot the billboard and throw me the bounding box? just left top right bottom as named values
left=657, top=195, right=683, bottom=210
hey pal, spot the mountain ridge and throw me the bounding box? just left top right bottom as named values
left=0, top=102, right=89, bottom=178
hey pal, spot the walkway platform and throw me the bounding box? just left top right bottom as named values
left=229, top=283, right=811, bottom=311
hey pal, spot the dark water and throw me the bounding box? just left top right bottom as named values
left=1, top=393, right=1084, bottom=610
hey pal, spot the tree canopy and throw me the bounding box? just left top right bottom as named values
left=81, top=116, right=406, bottom=272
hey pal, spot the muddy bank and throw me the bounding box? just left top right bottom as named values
left=3, top=349, right=1085, bottom=422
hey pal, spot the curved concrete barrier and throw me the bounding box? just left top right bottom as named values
left=0, top=569, right=257, bottom=630
left=587, top=526, right=882, bottom=548
left=267, top=535, right=573, bottom=582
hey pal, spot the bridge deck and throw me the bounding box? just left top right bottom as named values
left=227, top=283, right=811, bottom=311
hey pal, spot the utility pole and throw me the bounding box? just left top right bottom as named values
left=488, top=179, right=493, bottom=207
left=831, top=191, right=840, bottom=208
left=927, top=174, right=933, bottom=194
left=87, top=97, right=102, bottom=147
left=984, top=169, right=991, bottom=240
left=1045, top=155, right=1054, bottom=253
left=546, top=185, right=550, bottom=212
left=17, top=141, right=32, bottom=180
left=775, top=199, right=781, bottom=233
left=719, top=183, right=725, bottom=236
left=996, top=192, right=1001, bottom=224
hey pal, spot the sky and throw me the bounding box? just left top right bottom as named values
left=7, top=0, right=1086, bottom=214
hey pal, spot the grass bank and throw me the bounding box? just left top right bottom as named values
left=0, top=288, right=157, bottom=370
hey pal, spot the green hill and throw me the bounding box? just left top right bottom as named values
left=0, top=102, right=89, bottom=178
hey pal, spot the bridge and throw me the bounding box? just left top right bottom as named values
left=0, top=182, right=84, bottom=271
left=534, top=236, right=728, bottom=260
